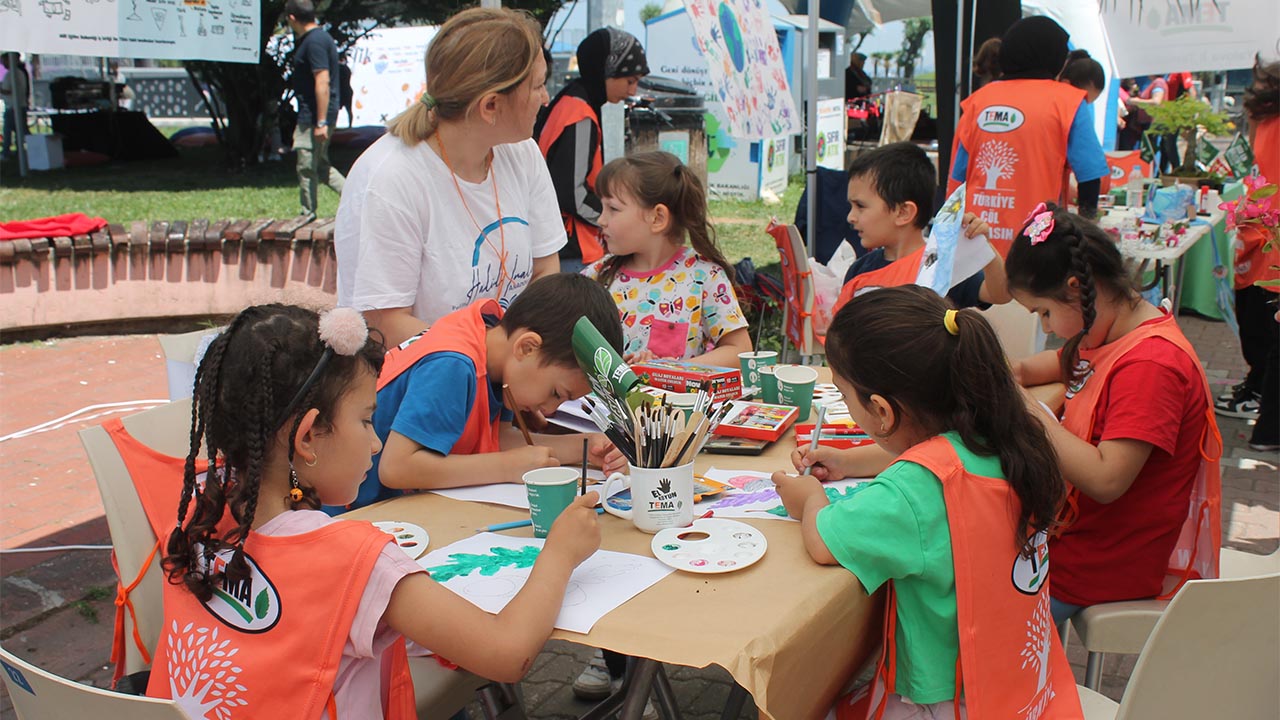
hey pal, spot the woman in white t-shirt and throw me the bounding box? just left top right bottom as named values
left=336, top=8, right=565, bottom=347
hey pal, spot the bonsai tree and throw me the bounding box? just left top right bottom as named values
left=1146, top=95, right=1233, bottom=177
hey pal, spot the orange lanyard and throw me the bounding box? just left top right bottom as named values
left=436, top=133, right=512, bottom=297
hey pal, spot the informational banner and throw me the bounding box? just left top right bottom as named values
left=815, top=98, right=845, bottom=171
left=679, top=0, right=798, bottom=139
left=0, top=0, right=260, bottom=64
left=346, top=25, right=438, bottom=127
left=1100, top=0, right=1279, bottom=76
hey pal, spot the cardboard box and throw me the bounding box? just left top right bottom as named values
left=631, top=359, right=742, bottom=402
left=712, top=401, right=797, bottom=441
left=25, top=134, right=64, bottom=171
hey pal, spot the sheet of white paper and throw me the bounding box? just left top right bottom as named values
left=917, top=183, right=995, bottom=295
left=699, top=468, right=867, bottom=521
left=419, top=533, right=673, bottom=634
left=547, top=400, right=601, bottom=434
left=431, top=484, right=531, bottom=509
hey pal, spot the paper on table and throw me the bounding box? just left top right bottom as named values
left=917, top=183, right=994, bottom=296
left=547, top=400, right=601, bottom=434
left=419, top=533, right=673, bottom=634
left=430, top=471, right=609, bottom=509
left=699, top=468, right=866, bottom=520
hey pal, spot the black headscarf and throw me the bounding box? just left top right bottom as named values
left=575, top=28, right=650, bottom=111
left=998, top=16, right=1069, bottom=81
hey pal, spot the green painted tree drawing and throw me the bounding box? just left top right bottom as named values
left=765, top=485, right=861, bottom=517
left=426, top=546, right=542, bottom=583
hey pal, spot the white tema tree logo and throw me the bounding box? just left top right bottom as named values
left=164, top=622, right=249, bottom=719
left=976, top=141, right=1019, bottom=189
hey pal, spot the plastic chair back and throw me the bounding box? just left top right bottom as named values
left=78, top=399, right=193, bottom=675
left=1219, top=546, right=1280, bottom=578
left=1115, top=573, right=1280, bottom=720
left=157, top=329, right=218, bottom=400
left=767, top=219, right=825, bottom=360
left=0, top=645, right=186, bottom=719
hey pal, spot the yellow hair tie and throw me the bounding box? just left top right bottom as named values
left=943, top=309, right=960, bottom=336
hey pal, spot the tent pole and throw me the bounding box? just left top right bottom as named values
left=7, top=51, right=28, bottom=178
left=953, top=1, right=963, bottom=134
left=805, top=1, right=820, bottom=258
left=967, top=0, right=978, bottom=96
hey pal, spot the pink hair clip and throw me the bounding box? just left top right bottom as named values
left=1023, top=202, right=1055, bottom=246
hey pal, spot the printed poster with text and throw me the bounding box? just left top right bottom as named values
left=680, top=0, right=797, bottom=139
left=0, top=0, right=259, bottom=64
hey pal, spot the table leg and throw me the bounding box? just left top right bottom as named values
left=720, top=683, right=750, bottom=720
left=1172, top=254, right=1189, bottom=317
left=652, top=664, right=683, bottom=720
left=618, top=660, right=661, bottom=720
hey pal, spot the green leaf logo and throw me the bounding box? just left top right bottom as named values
left=254, top=589, right=270, bottom=620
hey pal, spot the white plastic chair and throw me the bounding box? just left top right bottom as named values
left=1076, top=572, right=1280, bottom=720
left=768, top=220, right=826, bottom=364
left=0, top=645, right=186, bottom=719
left=79, top=400, right=497, bottom=718
left=156, top=328, right=219, bottom=401
left=1070, top=547, right=1280, bottom=690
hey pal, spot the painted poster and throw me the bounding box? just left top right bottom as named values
left=917, top=183, right=993, bottom=297
left=418, top=533, right=673, bottom=634
left=347, top=25, right=439, bottom=127
left=0, top=0, right=259, bottom=64
left=815, top=98, right=846, bottom=171
left=679, top=0, right=798, bottom=139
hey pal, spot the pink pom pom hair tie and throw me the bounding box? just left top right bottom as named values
left=276, top=307, right=370, bottom=428
left=1023, top=202, right=1055, bottom=246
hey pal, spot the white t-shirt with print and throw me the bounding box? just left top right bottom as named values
left=335, top=135, right=567, bottom=325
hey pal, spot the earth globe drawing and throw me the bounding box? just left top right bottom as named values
left=718, top=3, right=747, bottom=72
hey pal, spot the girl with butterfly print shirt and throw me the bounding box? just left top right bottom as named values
left=583, top=151, right=752, bottom=367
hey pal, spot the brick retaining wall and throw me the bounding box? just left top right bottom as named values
left=1, top=217, right=340, bottom=333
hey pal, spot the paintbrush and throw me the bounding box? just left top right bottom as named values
left=504, top=386, right=534, bottom=446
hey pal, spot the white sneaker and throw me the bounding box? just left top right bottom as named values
left=572, top=649, right=613, bottom=700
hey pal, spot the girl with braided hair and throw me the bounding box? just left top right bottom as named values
left=148, top=304, right=602, bottom=717
left=1005, top=204, right=1221, bottom=627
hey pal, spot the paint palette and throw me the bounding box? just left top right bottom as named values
left=650, top=518, right=767, bottom=574
left=373, top=521, right=430, bottom=560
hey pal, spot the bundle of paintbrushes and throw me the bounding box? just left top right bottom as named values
left=580, top=381, right=731, bottom=468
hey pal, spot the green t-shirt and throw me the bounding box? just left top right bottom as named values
left=815, top=431, right=1004, bottom=704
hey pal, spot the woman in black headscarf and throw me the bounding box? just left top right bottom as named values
left=948, top=16, right=1108, bottom=254
left=535, top=27, right=649, bottom=271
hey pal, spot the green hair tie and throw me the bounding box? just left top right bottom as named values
left=419, top=93, right=437, bottom=110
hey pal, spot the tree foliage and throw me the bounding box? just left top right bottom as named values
left=186, top=0, right=567, bottom=169
left=897, top=17, right=932, bottom=82
left=1147, top=96, right=1233, bottom=176
left=640, top=2, right=663, bottom=23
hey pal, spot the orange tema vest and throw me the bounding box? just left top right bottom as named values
left=378, top=299, right=503, bottom=456
left=1235, top=116, right=1280, bottom=292
left=536, top=95, right=605, bottom=263
left=103, top=421, right=416, bottom=720
left=1059, top=313, right=1222, bottom=592
left=833, top=246, right=927, bottom=313
left=955, top=80, right=1084, bottom=257
left=836, top=436, right=1082, bottom=720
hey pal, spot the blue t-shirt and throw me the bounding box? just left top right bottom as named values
left=323, top=349, right=509, bottom=514
left=951, top=99, right=1109, bottom=184
left=842, top=247, right=987, bottom=309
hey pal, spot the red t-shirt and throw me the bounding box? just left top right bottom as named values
left=1050, top=326, right=1209, bottom=606
left=1167, top=72, right=1194, bottom=99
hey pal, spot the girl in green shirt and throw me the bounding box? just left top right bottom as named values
left=773, top=285, right=1064, bottom=716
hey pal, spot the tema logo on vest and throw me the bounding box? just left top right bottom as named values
left=1064, top=359, right=1096, bottom=399
left=200, top=547, right=282, bottom=633
left=1011, top=531, right=1050, bottom=595
left=977, top=105, right=1025, bottom=133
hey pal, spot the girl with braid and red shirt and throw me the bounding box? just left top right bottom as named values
left=1006, top=205, right=1221, bottom=626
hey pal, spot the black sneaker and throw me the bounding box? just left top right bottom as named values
left=1215, top=388, right=1261, bottom=419
left=1217, top=380, right=1248, bottom=402
left=1248, top=440, right=1280, bottom=452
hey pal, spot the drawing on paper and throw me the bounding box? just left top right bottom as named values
left=764, top=485, right=860, bottom=517
left=0, top=0, right=21, bottom=16
left=425, top=545, right=541, bottom=583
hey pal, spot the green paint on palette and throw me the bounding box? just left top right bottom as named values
left=426, top=546, right=542, bottom=583
left=662, top=544, right=680, bottom=551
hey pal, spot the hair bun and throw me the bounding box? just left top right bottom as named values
left=318, top=308, right=369, bottom=356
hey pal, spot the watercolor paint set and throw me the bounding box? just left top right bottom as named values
left=630, top=359, right=744, bottom=403
left=711, top=401, right=799, bottom=442
left=793, top=424, right=876, bottom=450
left=650, top=518, right=768, bottom=573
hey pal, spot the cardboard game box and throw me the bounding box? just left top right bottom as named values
left=711, top=401, right=798, bottom=442
left=630, top=359, right=743, bottom=403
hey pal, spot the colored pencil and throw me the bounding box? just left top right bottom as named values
left=580, top=438, right=589, bottom=496
left=505, top=386, right=534, bottom=446
left=809, top=405, right=828, bottom=455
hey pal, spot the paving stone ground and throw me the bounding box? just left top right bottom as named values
left=1, top=313, right=1276, bottom=719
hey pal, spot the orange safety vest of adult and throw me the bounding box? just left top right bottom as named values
left=953, top=80, right=1085, bottom=257
left=1057, top=312, right=1222, bottom=593
left=100, top=421, right=416, bottom=719
left=835, top=436, right=1083, bottom=720
left=1235, top=115, right=1280, bottom=292
left=833, top=246, right=927, bottom=313
left=378, top=299, right=504, bottom=456
left=536, top=95, right=606, bottom=263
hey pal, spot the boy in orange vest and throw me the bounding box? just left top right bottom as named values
left=332, top=273, right=627, bottom=512
left=833, top=142, right=1009, bottom=312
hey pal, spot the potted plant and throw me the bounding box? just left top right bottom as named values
left=1145, top=96, right=1233, bottom=182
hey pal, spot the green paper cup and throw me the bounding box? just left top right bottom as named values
left=669, top=393, right=697, bottom=423
left=737, top=351, right=778, bottom=389
left=759, top=365, right=779, bottom=404
left=775, top=364, right=819, bottom=422
left=524, top=467, right=581, bottom=539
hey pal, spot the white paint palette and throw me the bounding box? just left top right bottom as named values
left=650, top=518, right=767, bottom=574
left=373, top=521, right=430, bottom=559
